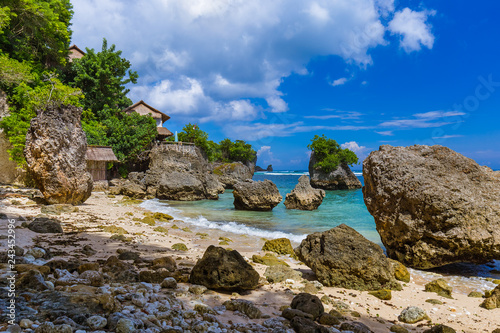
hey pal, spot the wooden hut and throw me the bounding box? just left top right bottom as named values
left=123, top=100, right=173, bottom=140
left=86, top=146, right=118, bottom=181
left=68, top=44, right=85, bottom=62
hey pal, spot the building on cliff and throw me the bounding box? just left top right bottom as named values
left=68, top=44, right=85, bottom=62
left=86, top=146, right=118, bottom=181
left=123, top=100, right=173, bottom=140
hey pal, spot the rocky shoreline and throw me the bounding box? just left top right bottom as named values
left=1, top=187, right=500, bottom=333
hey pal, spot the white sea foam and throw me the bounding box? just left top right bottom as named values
left=140, top=199, right=307, bottom=244
left=255, top=171, right=309, bottom=176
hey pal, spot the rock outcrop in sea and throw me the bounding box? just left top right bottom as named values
left=144, top=144, right=224, bottom=200
left=363, top=145, right=500, bottom=269
left=295, top=224, right=401, bottom=291
left=255, top=164, right=273, bottom=172
left=284, top=175, right=325, bottom=210
left=24, top=104, right=93, bottom=204
left=309, top=152, right=362, bottom=190
left=233, top=179, right=282, bottom=211
left=210, top=161, right=253, bottom=189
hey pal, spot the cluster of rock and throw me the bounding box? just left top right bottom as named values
left=24, top=104, right=93, bottom=205
left=295, top=224, right=402, bottom=291
left=255, top=164, right=273, bottom=172
left=309, top=152, right=362, bottom=190
left=210, top=162, right=253, bottom=189
left=363, top=145, right=500, bottom=269
left=284, top=175, right=325, bottom=210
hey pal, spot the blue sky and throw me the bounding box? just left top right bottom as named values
left=71, top=0, right=500, bottom=170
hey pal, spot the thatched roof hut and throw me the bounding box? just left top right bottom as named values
left=86, top=146, right=118, bottom=181
left=122, top=100, right=173, bottom=139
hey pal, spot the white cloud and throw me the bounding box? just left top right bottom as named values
left=330, top=77, right=349, bottom=86
left=305, top=110, right=363, bottom=120
left=257, top=145, right=281, bottom=165
left=380, top=110, right=465, bottom=129
left=71, top=0, right=435, bottom=124
left=341, top=141, right=370, bottom=161
left=375, top=130, right=394, bottom=136
left=431, top=134, right=464, bottom=140
left=388, top=8, right=436, bottom=52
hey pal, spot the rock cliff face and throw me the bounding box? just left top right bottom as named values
left=145, top=144, right=224, bottom=201
left=284, top=175, right=325, bottom=210
left=233, top=179, right=282, bottom=211
left=25, top=104, right=93, bottom=204
left=295, top=224, right=401, bottom=291
left=0, top=90, right=24, bottom=185
left=210, top=162, right=253, bottom=189
left=363, top=145, right=500, bottom=269
left=309, top=152, right=361, bottom=190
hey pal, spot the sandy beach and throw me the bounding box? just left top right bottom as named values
left=1, top=187, right=499, bottom=333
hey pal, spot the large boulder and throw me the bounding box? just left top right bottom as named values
left=309, top=152, right=361, bottom=190
left=189, top=245, right=260, bottom=291
left=233, top=179, right=282, bottom=211
left=210, top=162, right=253, bottom=189
left=295, top=224, right=401, bottom=291
left=284, top=175, right=325, bottom=210
left=25, top=104, right=92, bottom=204
left=363, top=145, right=500, bottom=269
left=145, top=144, right=224, bottom=201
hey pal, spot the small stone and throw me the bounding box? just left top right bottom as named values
left=425, top=279, right=453, bottom=299
left=154, top=226, right=169, bottom=234
left=369, top=289, right=392, bottom=300
left=26, top=247, right=46, bottom=259
left=153, top=212, right=174, bottom=221
left=172, top=243, right=188, bottom=251
left=290, top=293, right=324, bottom=319
left=481, top=285, right=500, bottom=309
left=16, top=269, right=49, bottom=291
left=262, top=238, right=296, bottom=257
left=161, top=277, right=178, bottom=289
left=264, top=264, right=302, bottom=283
left=390, top=259, right=411, bottom=283
left=34, top=322, right=55, bottom=333
left=141, top=216, right=156, bottom=226
left=340, top=321, right=373, bottom=333
left=189, top=284, right=208, bottom=295
left=318, top=312, right=340, bottom=325
left=77, top=262, right=100, bottom=274
left=116, top=318, right=136, bottom=333
left=398, top=306, right=430, bottom=324
left=467, top=291, right=483, bottom=298
left=282, top=308, right=314, bottom=320
left=53, top=324, right=73, bottom=333
left=7, top=325, right=21, bottom=333
left=87, top=315, right=107, bottom=330
left=194, top=303, right=216, bottom=314
left=80, top=270, right=104, bottom=287
left=423, top=324, right=457, bottom=333
left=426, top=299, right=443, bottom=305
left=152, top=256, right=177, bottom=271
left=224, top=299, right=262, bottom=319
left=390, top=324, right=409, bottom=333
left=28, top=217, right=63, bottom=233
left=20, top=319, right=33, bottom=328
left=118, top=251, right=140, bottom=261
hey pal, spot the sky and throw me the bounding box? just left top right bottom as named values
left=70, top=0, right=500, bottom=170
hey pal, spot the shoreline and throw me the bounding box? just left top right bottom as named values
left=1, top=188, right=499, bottom=332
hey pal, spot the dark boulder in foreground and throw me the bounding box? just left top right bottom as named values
left=363, top=145, right=500, bottom=269
left=233, top=179, right=282, bottom=211
left=189, top=245, right=260, bottom=291
left=284, top=175, right=325, bottom=210
left=28, top=217, right=63, bottom=233
left=309, top=152, right=361, bottom=190
left=25, top=104, right=92, bottom=204
left=295, top=224, right=401, bottom=291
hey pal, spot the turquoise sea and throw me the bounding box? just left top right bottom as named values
left=141, top=170, right=381, bottom=245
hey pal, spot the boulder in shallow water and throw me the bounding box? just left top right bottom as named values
left=189, top=245, right=260, bottom=290
left=295, top=224, right=401, bottom=291
left=211, top=162, right=253, bottom=189
left=284, top=175, right=325, bottom=210
left=24, top=104, right=92, bottom=204
left=233, top=179, right=282, bottom=211
left=309, top=152, right=362, bottom=190
left=363, top=145, right=500, bottom=269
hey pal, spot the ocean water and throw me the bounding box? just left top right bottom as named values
left=141, top=170, right=380, bottom=244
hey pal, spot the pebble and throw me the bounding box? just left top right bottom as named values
left=87, top=315, right=107, bottom=330
left=189, top=284, right=208, bottom=295
left=19, top=318, right=33, bottom=328
left=27, top=247, right=46, bottom=259
left=116, top=318, right=135, bottom=333
left=161, top=277, right=177, bottom=289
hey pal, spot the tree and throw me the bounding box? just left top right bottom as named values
left=0, top=0, right=73, bottom=67
left=69, top=38, right=138, bottom=115
left=307, top=134, right=358, bottom=173
left=219, top=138, right=256, bottom=163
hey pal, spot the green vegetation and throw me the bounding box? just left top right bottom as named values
left=170, top=123, right=256, bottom=163
left=0, top=2, right=156, bottom=174
left=307, top=135, right=358, bottom=173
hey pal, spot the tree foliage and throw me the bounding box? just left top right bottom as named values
left=69, top=38, right=138, bottom=115
left=219, top=138, right=256, bottom=163
left=307, top=134, right=358, bottom=173
left=0, top=0, right=73, bottom=67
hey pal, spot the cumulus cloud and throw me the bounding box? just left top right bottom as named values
left=257, top=145, right=281, bottom=165
left=388, top=8, right=436, bottom=52
left=330, top=77, right=349, bottom=86
left=71, top=0, right=435, bottom=123
left=341, top=141, right=371, bottom=161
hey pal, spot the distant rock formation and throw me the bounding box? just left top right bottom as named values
left=309, top=152, right=361, bottom=190
left=144, top=144, right=224, bottom=201
left=190, top=245, right=260, bottom=291
left=210, top=162, right=253, bottom=189
left=0, top=90, right=25, bottom=185
left=25, top=104, right=93, bottom=204
left=363, top=145, right=500, bottom=269
left=233, top=179, right=282, bottom=211
left=295, top=224, right=401, bottom=291
left=284, top=175, right=325, bottom=210
left=255, top=164, right=273, bottom=172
